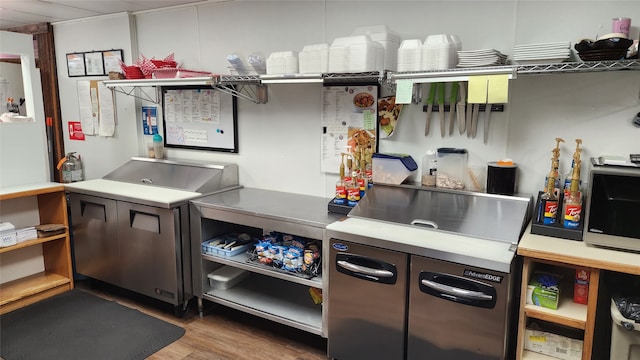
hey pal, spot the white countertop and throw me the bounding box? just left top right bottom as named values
left=326, top=217, right=517, bottom=273
left=64, top=179, right=202, bottom=208
left=518, top=224, right=640, bottom=275
left=0, top=182, right=63, bottom=196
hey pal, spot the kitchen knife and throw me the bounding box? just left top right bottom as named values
left=425, top=82, right=437, bottom=136
left=457, top=82, right=466, bottom=134
left=483, top=104, right=492, bottom=144
left=466, top=99, right=473, bottom=138
left=471, top=104, right=480, bottom=138
left=437, top=83, right=446, bottom=138
left=448, top=82, right=458, bottom=136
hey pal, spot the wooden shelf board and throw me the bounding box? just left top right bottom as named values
left=524, top=299, right=587, bottom=330
left=0, top=183, right=65, bottom=200
left=0, top=272, right=71, bottom=307
left=0, top=233, right=67, bottom=254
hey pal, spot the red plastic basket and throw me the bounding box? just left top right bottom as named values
left=151, top=60, right=178, bottom=68
left=123, top=66, right=144, bottom=79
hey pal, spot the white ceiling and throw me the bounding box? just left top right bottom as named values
left=0, top=0, right=220, bottom=31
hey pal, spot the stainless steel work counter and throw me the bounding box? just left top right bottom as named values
left=190, top=187, right=343, bottom=230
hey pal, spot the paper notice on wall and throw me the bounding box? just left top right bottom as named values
left=321, top=85, right=378, bottom=173
left=97, top=81, right=115, bottom=136
left=76, top=80, right=116, bottom=137
left=77, top=81, right=95, bottom=135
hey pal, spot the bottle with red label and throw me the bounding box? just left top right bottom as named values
left=563, top=157, right=582, bottom=229
left=540, top=173, right=559, bottom=225
left=334, top=154, right=347, bottom=205
left=537, top=138, right=563, bottom=225
left=347, top=177, right=361, bottom=207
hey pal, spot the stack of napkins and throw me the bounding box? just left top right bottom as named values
left=1, top=222, right=17, bottom=247
left=16, top=226, right=37, bottom=242
left=512, top=42, right=571, bottom=64
left=457, top=49, right=508, bottom=67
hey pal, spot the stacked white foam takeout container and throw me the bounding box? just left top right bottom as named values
left=266, top=51, right=299, bottom=75
left=397, top=34, right=462, bottom=72
left=261, top=25, right=401, bottom=75
left=299, top=44, right=329, bottom=74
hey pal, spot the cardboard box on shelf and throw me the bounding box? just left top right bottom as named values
left=574, top=268, right=590, bottom=305
left=524, top=328, right=583, bottom=360
left=527, top=271, right=561, bottom=310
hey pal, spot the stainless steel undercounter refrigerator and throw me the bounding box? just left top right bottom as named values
left=325, top=184, right=532, bottom=360
left=65, top=157, right=239, bottom=315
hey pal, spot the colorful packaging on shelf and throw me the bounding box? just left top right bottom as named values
left=527, top=271, right=561, bottom=310
left=574, top=268, right=590, bottom=305
left=253, top=231, right=322, bottom=277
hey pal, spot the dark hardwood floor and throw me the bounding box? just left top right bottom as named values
left=76, top=280, right=330, bottom=360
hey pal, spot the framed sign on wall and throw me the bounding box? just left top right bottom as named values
left=65, top=49, right=123, bottom=77
left=161, top=86, right=238, bottom=153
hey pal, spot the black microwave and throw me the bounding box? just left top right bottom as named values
left=583, top=162, right=640, bottom=252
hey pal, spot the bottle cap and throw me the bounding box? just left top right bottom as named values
left=153, top=134, right=163, bottom=142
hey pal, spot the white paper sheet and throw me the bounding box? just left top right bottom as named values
left=98, top=82, right=115, bottom=136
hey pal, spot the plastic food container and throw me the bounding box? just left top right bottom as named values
left=372, top=153, right=418, bottom=185
left=436, top=148, right=468, bottom=189
left=208, top=266, right=249, bottom=290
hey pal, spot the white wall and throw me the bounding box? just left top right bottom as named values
left=54, top=13, right=140, bottom=179
left=0, top=31, right=50, bottom=187
left=53, top=1, right=640, bottom=200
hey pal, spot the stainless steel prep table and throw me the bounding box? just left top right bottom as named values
left=66, top=157, right=239, bottom=315
left=189, top=187, right=343, bottom=336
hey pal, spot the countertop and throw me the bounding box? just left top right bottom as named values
left=326, top=217, right=518, bottom=273
left=190, top=187, right=343, bottom=229
left=518, top=224, right=640, bottom=275
left=64, top=179, right=204, bottom=208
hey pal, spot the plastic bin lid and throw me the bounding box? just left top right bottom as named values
left=373, top=153, right=418, bottom=171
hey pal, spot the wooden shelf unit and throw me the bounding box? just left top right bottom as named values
left=517, top=224, right=640, bottom=360
left=0, top=183, right=74, bottom=314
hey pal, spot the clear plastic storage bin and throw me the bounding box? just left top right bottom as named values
left=436, top=148, right=468, bottom=189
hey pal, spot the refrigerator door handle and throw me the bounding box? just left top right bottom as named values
left=421, top=279, right=493, bottom=301
left=337, top=260, right=395, bottom=278
left=410, top=219, right=439, bottom=229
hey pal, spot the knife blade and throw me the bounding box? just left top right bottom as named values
left=483, top=104, right=492, bottom=144
left=437, top=82, right=446, bottom=138
left=471, top=104, right=480, bottom=138
left=448, top=82, right=458, bottom=136
left=457, top=82, right=466, bottom=134
left=425, top=82, right=437, bottom=136
left=466, top=98, right=473, bottom=138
